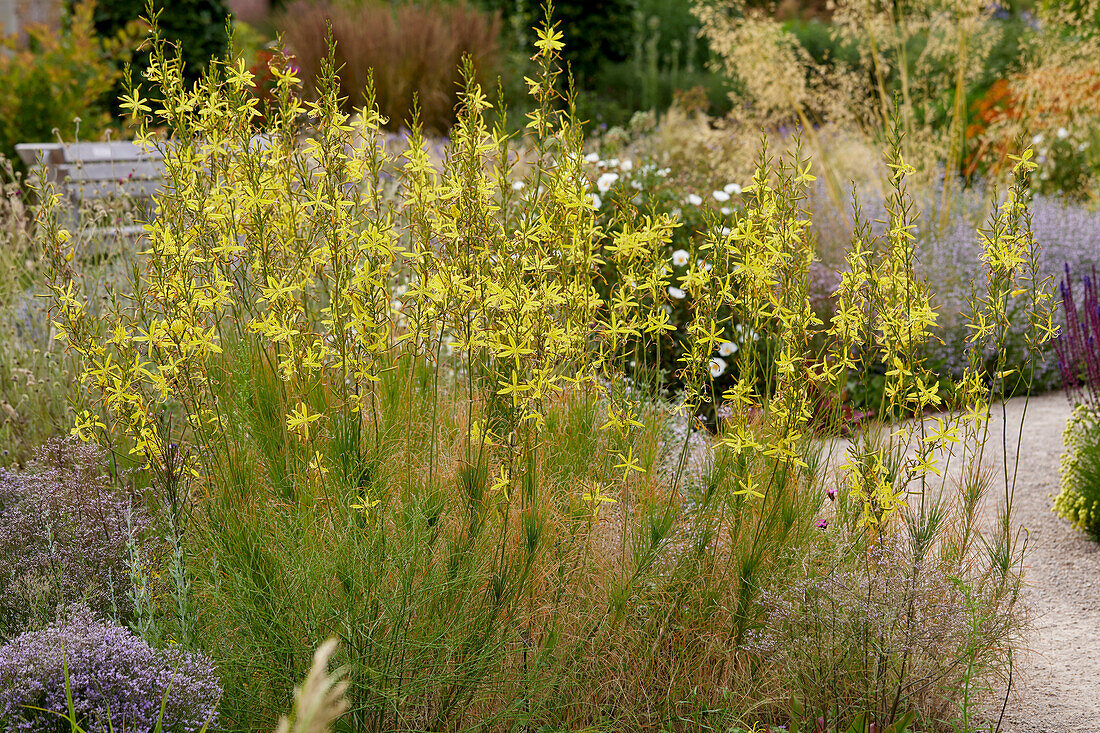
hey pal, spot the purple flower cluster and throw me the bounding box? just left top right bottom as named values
left=0, top=606, right=220, bottom=732
left=0, top=438, right=152, bottom=635
left=1054, top=263, right=1100, bottom=407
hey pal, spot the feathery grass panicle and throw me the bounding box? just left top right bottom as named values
left=274, top=639, right=349, bottom=733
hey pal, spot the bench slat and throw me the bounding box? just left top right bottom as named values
left=57, top=162, right=165, bottom=182
left=68, top=179, right=163, bottom=200
left=61, top=142, right=163, bottom=163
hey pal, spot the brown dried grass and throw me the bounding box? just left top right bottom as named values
left=278, top=1, right=500, bottom=132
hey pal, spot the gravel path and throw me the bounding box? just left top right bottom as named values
left=982, top=392, right=1100, bottom=732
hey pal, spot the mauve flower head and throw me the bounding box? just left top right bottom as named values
left=0, top=438, right=153, bottom=636
left=0, top=605, right=220, bottom=732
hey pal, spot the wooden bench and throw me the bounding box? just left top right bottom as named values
left=16, top=140, right=165, bottom=240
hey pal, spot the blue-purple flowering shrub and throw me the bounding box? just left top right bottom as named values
left=0, top=606, right=219, bottom=732
left=0, top=438, right=152, bottom=637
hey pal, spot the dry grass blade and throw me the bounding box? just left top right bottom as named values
left=274, top=638, right=350, bottom=733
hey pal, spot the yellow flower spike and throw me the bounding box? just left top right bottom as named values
left=286, top=402, right=322, bottom=441
left=490, top=466, right=511, bottom=499
left=581, top=482, right=616, bottom=518
left=735, top=475, right=765, bottom=499
left=308, top=450, right=329, bottom=478
left=349, top=494, right=380, bottom=515
left=613, top=447, right=644, bottom=483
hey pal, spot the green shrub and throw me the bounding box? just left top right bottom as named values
left=83, top=0, right=229, bottom=92
left=0, top=1, right=131, bottom=163
left=1057, top=405, right=1100, bottom=539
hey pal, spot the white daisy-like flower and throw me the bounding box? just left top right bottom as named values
left=668, top=286, right=687, bottom=300
left=658, top=167, right=670, bottom=177
left=609, top=158, right=620, bottom=168
left=709, top=357, right=727, bottom=378
left=631, top=180, right=643, bottom=190
left=671, top=207, right=682, bottom=218
left=724, top=183, right=742, bottom=195
left=597, top=172, right=619, bottom=193
left=698, top=260, right=713, bottom=272
left=721, top=206, right=732, bottom=216
left=1057, top=127, right=1069, bottom=139
left=512, top=180, right=525, bottom=191
left=589, top=193, right=602, bottom=210
left=718, top=341, right=737, bottom=357
left=671, top=249, right=690, bottom=267
left=1032, top=133, right=1044, bottom=145
left=584, top=152, right=599, bottom=163
left=687, top=193, right=703, bottom=206
left=713, top=190, right=730, bottom=202
left=621, top=159, right=633, bottom=171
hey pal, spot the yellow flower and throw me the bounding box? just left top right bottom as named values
left=286, top=402, right=322, bottom=441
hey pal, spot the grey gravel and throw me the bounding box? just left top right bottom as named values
left=982, top=392, right=1100, bottom=733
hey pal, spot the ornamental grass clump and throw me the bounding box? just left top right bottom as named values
left=38, top=3, right=1056, bottom=730
left=0, top=605, right=220, bottom=732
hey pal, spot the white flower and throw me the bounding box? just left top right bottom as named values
left=668, top=286, right=686, bottom=300
left=709, top=357, right=727, bottom=378
left=698, top=260, right=713, bottom=272
left=512, top=180, right=525, bottom=191
left=718, top=341, right=737, bottom=357
left=597, top=172, right=619, bottom=193
left=658, top=167, right=670, bottom=177
left=721, top=206, right=732, bottom=216
left=723, top=183, right=742, bottom=195
left=1057, top=127, right=1069, bottom=139
left=621, top=159, right=633, bottom=171
left=609, top=158, right=620, bottom=168
left=589, top=193, right=602, bottom=210
left=713, top=190, right=730, bottom=202
left=671, top=207, right=682, bottom=218
left=631, top=180, right=642, bottom=189
left=687, top=193, right=703, bottom=206
left=671, top=249, right=690, bottom=267
left=660, top=304, right=672, bottom=316
left=1032, top=133, right=1044, bottom=145
left=584, top=152, right=599, bottom=163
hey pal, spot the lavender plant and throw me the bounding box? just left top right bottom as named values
left=0, top=605, right=220, bottom=732
left=0, top=438, right=151, bottom=637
